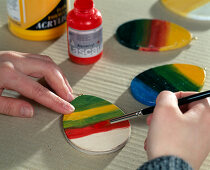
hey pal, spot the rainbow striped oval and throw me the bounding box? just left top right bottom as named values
left=161, top=0, right=210, bottom=21
left=116, top=19, right=192, bottom=51
left=130, top=64, right=205, bottom=106
left=63, top=95, right=131, bottom=154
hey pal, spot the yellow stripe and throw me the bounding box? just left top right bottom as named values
left=162, top=0, right=210, bottom=15
left=159, top=23, right=192, bottom=51
left=63, top=104, right=119, bottom=121
left=174, top=64, right=205, bottom=86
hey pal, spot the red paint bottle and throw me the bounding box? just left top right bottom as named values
left=67, top=0, right=103, bottom=64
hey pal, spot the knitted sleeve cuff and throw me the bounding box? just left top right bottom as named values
left=137, top=155, right=193, bottom=170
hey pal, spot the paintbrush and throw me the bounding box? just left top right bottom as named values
left=110, top=90, right=210, bottom=124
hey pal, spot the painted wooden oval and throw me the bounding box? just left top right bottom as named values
left=161, top=0, right=210, bottom=21
left=116, top=19, right=192, bottom=52
left=63, top=95, right=131, bottom=155
left=130, top=64, right=205, bottom=106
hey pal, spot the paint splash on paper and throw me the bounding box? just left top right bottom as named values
left=130, top=64, right=205, bottom=106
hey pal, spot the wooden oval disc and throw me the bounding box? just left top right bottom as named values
left=63, top=95, right=131, bottom=155
left=116, top=19, right=192, bottom=51
left=130, top=64, right=205, bottom=106
left=161, top=0, right=210, bottom=21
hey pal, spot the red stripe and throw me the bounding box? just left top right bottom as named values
left=139, top=20, right=169, bottom=51
left=139, top=47, right=159, bottom=51
left=64, top=120, right=130, bottom=139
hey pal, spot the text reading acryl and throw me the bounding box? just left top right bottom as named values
left=7, top=0, right=69, bottom=41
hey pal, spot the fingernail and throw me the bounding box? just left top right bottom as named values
left=67, top=92, right=74, bottom=102
left=63, top=102, right=75, bottom=114
left=20, top=106, right=33, bottom=117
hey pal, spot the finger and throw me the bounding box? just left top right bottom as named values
left=13, top=76, right=75, bottom=114
left=0, top=51, right=73, bottom=102
left=63, top=74, right=73, bottom=93
left=0, top=63, right=75, bottom=114
left=4, top=55, right=73, bottom=102
left=156, top=91, right=178, bottom=107
left=44, top=67, right=74, bottom=102
left=0, top=51, right=53, bottom=63
left=174, top=91, right=208, bottom=113
left=144, top=138, right=147, bottom=151
left=0, top=88, right=3, bottom=95
left=185, top=98, right=210, bottom=117
left=155, top=91, right=181, bottom=115
left=25, top=57, right=74, bottom=99
left=0, top=51, right=50, bottom=77
left=175, top=91, right=198, bottom=99
left=27, top=59, right=74, bottom=101
left=146, top=114, right=153, bottom=126
left=0, top=96, right=33, bottom=117
left=49, top=66, right=73, bottom=94
left=21, top=53, right=54, bottom=62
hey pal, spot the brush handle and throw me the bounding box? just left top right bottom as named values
left=141, top=90, right=210, bottom=115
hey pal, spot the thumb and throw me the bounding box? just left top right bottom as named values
left=0, top=96, right=34, bottom=117
left=146, top=114, right=153, bottom=126
left=154, top=91, right=180, bottom=115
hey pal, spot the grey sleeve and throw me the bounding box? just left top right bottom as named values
left=137, top=156, right=193, bottom=170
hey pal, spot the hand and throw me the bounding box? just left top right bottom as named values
left=145, top=91, right=210, bottom=170
left=0, top=51, right=75, bottom=117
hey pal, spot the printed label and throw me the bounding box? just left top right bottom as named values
left=68, top=25, right=103, bottom=58
left=7, top=0, right=21, bottom=22
left=27, top=0, right=67, bottom=30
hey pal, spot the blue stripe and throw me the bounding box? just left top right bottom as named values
left=130, top=78, right=159, bottom=106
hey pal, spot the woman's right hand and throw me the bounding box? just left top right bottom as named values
left=145, top=91, right=210, bottom=170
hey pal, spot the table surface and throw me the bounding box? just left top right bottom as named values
left=1, top=0, right=210, bottom=170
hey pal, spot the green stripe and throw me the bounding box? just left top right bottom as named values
left=153, top=65, right=201, bottom=91
left=63, top=109, right=124, bottom=129
left=135, top=20, right=151, bottom=47
left=136, top=68, right=178, bottom=92
left=71, top=95, right=111, bottom=112
left=116, top=19, right=151, bottom=49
